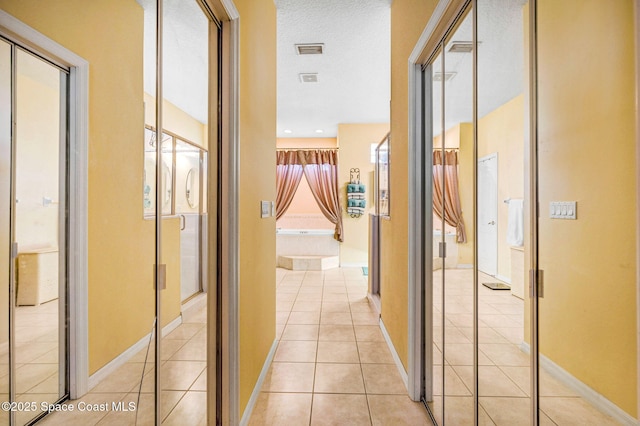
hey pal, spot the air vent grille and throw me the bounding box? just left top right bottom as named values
left=433, top=72, right=456, bottom=82
left=448, top=41, right=473, bottom=53
left=295, top=43, right=324, bottom=55
left=299, top=73, right=318, bottom=83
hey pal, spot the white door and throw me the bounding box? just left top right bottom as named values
left=478, top=154, right=498, bottom=276
left=180, top=213, right=201, bottom=301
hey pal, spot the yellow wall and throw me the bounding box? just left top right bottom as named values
left=15, top=60, right=60, bottom=250
left=385, top=0, right=438, bottom=369
left=338, top=123, right=389, bottom=265
left=144, top=92, right=207, bottom=149
left=0, top=0, right=183, bottom=373
left=477, top=95, right=525, bottom=280
left=534, top=0, right=637, bottom=416
left=236, top=0, right=277, bottom=417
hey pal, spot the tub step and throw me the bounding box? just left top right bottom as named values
left=277, top=255, right=339, bottom=271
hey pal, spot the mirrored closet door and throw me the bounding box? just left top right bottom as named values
left=420, top=0, right=636, bottom=424
left=0, top=38, right=69, bottom=426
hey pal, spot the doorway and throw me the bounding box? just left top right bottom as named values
left=477, top=153, right=497, bottom=276
left=0, top=38, right=69, bottom=425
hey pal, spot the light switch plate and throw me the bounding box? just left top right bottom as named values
left=549, top=201, right=577, bottom=220
left=271, top=201, right=276, bottom=217
left=260, top=201, right=270, bottom=218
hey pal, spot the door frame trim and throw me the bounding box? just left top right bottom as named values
left=0, top=10, right=89, bottom=399
left=207, top=0, right=239, bottom=424
left=635, top=0, right=640, bottom=421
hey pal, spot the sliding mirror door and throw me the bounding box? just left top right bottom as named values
left=159, top=0, right=214, bottom=423
left=425, top=5, right=476, bottom=423
left=476, top=0, right=531, bottom=424
left=440, top=7, right=475, bottom=425
left=0, top=36, right=11, bottom=426
left=0, top=37, right=70, bottom=425
left=427, top=46, right=445, bottom=425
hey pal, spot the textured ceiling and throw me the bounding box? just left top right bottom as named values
left=138, top=0, right=209, bottom=124
left=432, top=0, right=528, bottom=134
left=136, top=0, right=525, bottom=137
left=275, top=0, right=391, bottom=138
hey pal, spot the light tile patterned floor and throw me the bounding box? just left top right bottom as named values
left=428, top=269, right=621, bottom=425
left=0, top=301, right=63, bottom=425
left=248, top=267, right=433, bottom=426
left=25, top=267, right=624, bottom=425
left=39, top=299, right=207, bottom=426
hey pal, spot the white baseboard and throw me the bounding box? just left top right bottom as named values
left=520, top=342, right=637, bottom=425
left=456, top=263, right=473, bottom=269
left=88, top=315, right=183, bottom=390
left=239, top=339, right=278, bottom=426
left=495, top=274, right=512, bottom=285
left=380, top=318, right=408, bottom=391
left=367, top=293, right=381, bottom=315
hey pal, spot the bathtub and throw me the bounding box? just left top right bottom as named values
left=276, top=228, right=339, bottom=262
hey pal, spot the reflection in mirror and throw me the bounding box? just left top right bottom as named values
left=427, top=47, right=444, bottom=425
left=441, top=7, right=475, bottom=424
left=477, top=0, right=530, bottom=423
left=13, top=46, right=68, bottom=424
left=162, top=162, right=172, bottom=210
left=186, top=167, right=199, bottom=209
left=161, top=0, right=209, bottom=422
left=0, top=38, right=11, bottom=426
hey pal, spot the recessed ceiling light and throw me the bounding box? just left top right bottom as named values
left=295, top=43, right=324, bottom=55
left=315, top=129, right=324, bottom=134
left=284, top=129, right=293, bottom=134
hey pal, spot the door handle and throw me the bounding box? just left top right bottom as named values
left=180, top=214, right=186, bottom=231
left=488, top=221, right=495, bottom=225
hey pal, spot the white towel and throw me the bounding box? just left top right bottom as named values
left=506, top=199, right=524, bottom=247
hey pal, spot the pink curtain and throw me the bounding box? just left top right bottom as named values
left=276, top=151, right=304, bottom=220
left=297, top=150, right=344, bottom=242
left=433, top=150, right=467, bottom=243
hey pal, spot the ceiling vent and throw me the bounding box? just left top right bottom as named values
left=433, top=72, right=456, bottom=82
left=299, top=73, right=318, bottom=83
left=295, top=43, right=324, bottom=55
left=448, top=41, right=473, bottom=53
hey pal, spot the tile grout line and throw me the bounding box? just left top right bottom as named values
left=308, top=269, right=319, bottom=426
left=346, top=271, right=374, bottom=425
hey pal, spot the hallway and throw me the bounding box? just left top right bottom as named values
left=248, top=267, right=431, bottom=425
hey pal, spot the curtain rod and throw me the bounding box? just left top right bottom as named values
left=432, top=147, right=459, bottom=150
left=276, top=147, right=339, bottom=151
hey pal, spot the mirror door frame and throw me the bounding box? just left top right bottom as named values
left=0, top=9, right=90, bottom=400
